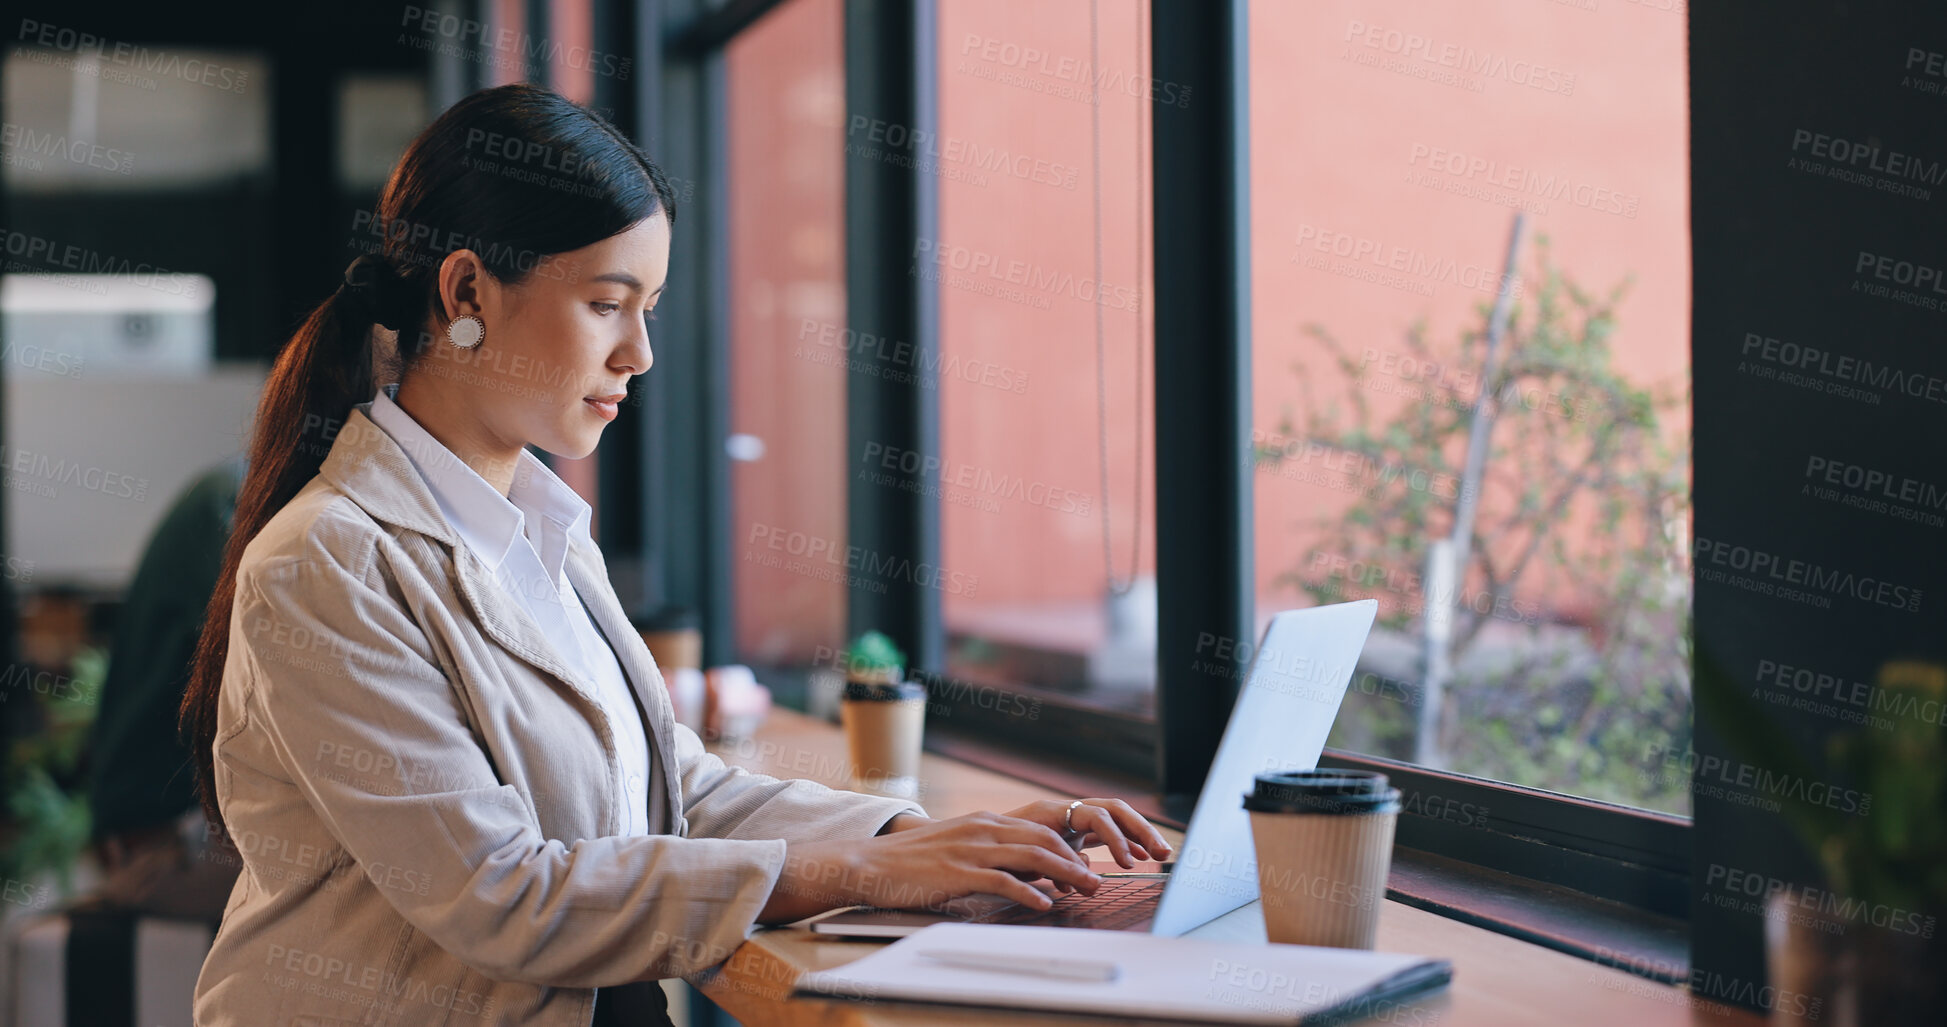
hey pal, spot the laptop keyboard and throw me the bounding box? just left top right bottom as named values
left=968, top=878, right=1160, bottom=931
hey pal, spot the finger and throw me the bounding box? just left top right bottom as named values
left=995, top=843, right=1102, bottom=893
left=1076, top=804, right=1138, bottom=867
left=1092, top=798, right=1174, bottom=860
left=1004, top=866, right=1078, bottom=894
left=1078, top=799, right=1168, bottom=861
left=985, top=842, right=1099, bottom=892
left=1000, top=801, right=1055, bottom=825
left=999, top=804, right=1083, bottom=854
left=988, top=817, right=1092, bottom=870
left=974, top=869, right=1055, bottom=911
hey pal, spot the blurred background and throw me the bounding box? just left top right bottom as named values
left=0, top=0, right=1711, bottom=1024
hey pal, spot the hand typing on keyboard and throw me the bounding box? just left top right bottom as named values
left=757, top=809, right=1103, bottom=924
left=997, top=798, right=1175, bottom=877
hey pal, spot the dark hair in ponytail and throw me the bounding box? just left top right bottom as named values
left=181, top=83, right=678, bottom=838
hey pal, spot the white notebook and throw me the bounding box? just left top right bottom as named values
left=792, top=922, right=1453, bottom=1025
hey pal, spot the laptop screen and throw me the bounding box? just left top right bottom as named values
left=1149, top=599, right=1379, bottom=936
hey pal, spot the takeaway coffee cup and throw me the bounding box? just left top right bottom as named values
left=636, top=606, right=705, bottom=731
left=1244, top=769, right=1400, bottom=949
left=635, top=605, right=702, bottom=673
left=840, top=681, right=927, bottom=799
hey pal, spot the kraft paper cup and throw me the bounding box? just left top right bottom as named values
left=1244, top=769, right=1400, bottom=949
left=635, top=605, right=702, bottom=671
left=840, top=681, right=927, bottom=799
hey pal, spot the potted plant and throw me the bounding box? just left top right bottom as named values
left=2, top=646, right=105, bottom=906
left=841, top=630, right=906, bottom=687
left=1695, top=653, right=1946, bottom=1024
left=834, top=632, right=926, bottom=799
left=810, top=630, right=905, bottom=722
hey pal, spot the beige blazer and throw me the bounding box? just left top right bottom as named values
left=192, top=406, right=924, bottom=1026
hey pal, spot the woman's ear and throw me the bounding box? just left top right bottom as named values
left=436, top=249, right=489, bottom=322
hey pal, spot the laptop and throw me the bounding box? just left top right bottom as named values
left=800, top=599, right=1379, bottom=938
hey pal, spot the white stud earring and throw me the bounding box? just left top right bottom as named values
left=448, top=315, right=484, bottom=349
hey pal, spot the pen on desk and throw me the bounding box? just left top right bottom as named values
left=916, top=949, right=1121, bottom=982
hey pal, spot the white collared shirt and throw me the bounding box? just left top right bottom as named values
left=367, top=389, right=654, bottom=837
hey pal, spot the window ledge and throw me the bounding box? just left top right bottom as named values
left=1386, top=847, right=1688, bottom=985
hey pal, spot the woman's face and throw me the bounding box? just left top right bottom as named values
left=421, top=213, right=670, bottom=462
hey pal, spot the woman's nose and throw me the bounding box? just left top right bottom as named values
left=617, top=325, right=653, bottom=374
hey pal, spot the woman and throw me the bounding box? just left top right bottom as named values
left=180, top=84, right=1170, bottom=1027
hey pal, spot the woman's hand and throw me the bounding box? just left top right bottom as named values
left=757, top=810, right=1103, bottom=924
left=1003, top=798, right=1174, bottom=873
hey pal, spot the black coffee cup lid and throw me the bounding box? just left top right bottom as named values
left=632, top=604, right=700, bottom=631
left=843, top=680, right=927, bottom=702
left=1242, top=769, right=1401, bottom=815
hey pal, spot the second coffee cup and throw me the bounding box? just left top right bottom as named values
left=1245, top=769, right=1400, bottom=949
left=839, top=681, right=927, bottom=799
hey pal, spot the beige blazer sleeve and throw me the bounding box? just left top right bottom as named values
left=229, top=535, right=913, bottom=986
left=672, top=723, right=923, bottom=844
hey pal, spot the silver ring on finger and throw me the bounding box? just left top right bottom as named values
left=1062, top=799, right=1087, bottom=835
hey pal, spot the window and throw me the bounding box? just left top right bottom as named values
left=1247, top=0, right=1692, bottom=814
left=335, top=74, right=428, bottom=192
left=656, top=0, right=1689, bottom=933
left=933, top=0, right=1157, bottom=717
left=725, top=0, right=852, bottom=670
left=2, top=46, right=268, bottom=192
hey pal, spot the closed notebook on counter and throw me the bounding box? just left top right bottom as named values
left=792, top=922, right=1453, bottom=1025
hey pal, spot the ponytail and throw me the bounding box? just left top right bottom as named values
left=178, top=83, right=677, bottom=839
left=180, top=274, right=382, bottom=836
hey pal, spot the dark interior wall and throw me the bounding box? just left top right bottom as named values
left=1691, top=0, right=1947, bottom=1008
left=11, top=192, right=280, bottom=362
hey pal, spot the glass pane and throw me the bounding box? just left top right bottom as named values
left=934, top=1, right=1157, bottom=714
left=1248, top=1, right=1692, bottom=813
left=337, top=74, right=429, bottom=192
left=726, top=0, right=850, bottom=671
left=3, top=47, right=268, bottom=192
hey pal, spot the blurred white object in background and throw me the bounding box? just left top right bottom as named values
left=666, top=666, right=707, bottom=734
left=1092, top=574, right=1158, bottom=691
left=724, top=432, right=766, bottom=462
left=1, top=273, right=213, bottom=377
left=807, top=663, right=846, bottom=722
left=2, top=273, right=265, bottom=592
left=707, top=664, right=772, bottom=744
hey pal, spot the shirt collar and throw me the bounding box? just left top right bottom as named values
left=366, top=391, right=591, bottom=577
left=508, top=450, right=594, bottom=580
